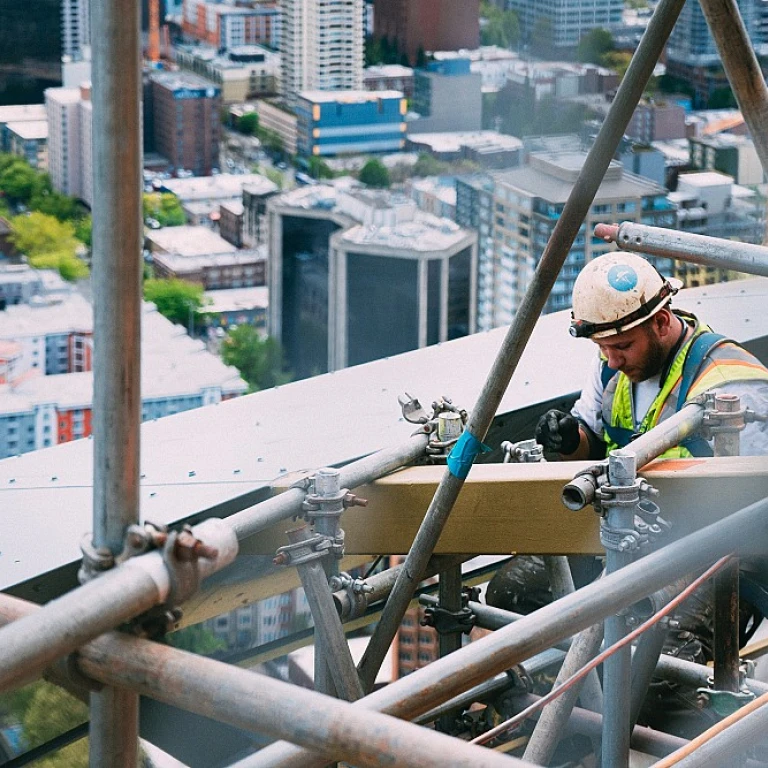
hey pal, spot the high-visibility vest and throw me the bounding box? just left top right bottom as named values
left=601, top=312, right=768, bottom=458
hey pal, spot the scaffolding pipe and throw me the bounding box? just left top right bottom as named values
left=90, top=0, right=143, bottom=755
left=333, top=554, right=470, bottom=620
left=227, top=432, right=430, bottom=540
left=563, top=402, right=705, bottom=511
left=652, top=691, right=768, bottom=768
left=72, top=631, right=535, bottom=768
left=243, top=493, right=768, bottom=768
left=356, top=0, right=686, bottom=694
left=655, top=654, right=768, bottom=697
left=699, top=0, right=768, bottom=176
left=283, top=525, right=363, bottom=701
left=0, top=519, right=237, bottom=695
left=629, top=624, right=668, bottom=728
left=523, top=621, right=604, bottom=765
left=594, top=222, right=768, bottom=278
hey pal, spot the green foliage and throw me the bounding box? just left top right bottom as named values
left=480, top=1, right=520, bottom=49
left=307, top=156, right=335, bottom=180
left=167, top=624, right=226, bottom=654
left=221, top=326, right=291, bottom=391
left=603, top=51, right=632, bottom=81
left=9, top=211, right=89, bottom=280
left=365, top=34, right=405, bottom=66
left=264, top=166, right=284, bottom=189
left=238, top=111, right=260, bottom=136
left=412, top=153, right=451, bottom=178
left=144, top=278, right=206, bottom=327
left=74, top=215, right=92, bottom=247
left=0, top=155, right=46, bottom=204
left=358, top=158, right=391, bottom=188
left=577, top=28, right=614, bottom=65
left=258, top=127, right=285, bottom=157
left=143, top=192, right=186, bottom=227
left=0, top=681, right=88, bottom=768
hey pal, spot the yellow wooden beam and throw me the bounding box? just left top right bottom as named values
left=237, top=456, right=768, bottom=556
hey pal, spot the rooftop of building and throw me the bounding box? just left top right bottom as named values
left=496, top=152, right=666, bottom=203
left=161, top=174, right=277, bottom=202
left=0, top=302, right=246, bottom=416
left=150, top=71, right=219, bottom=91
left=338, top=213, right=472, bottom=254
left=176, top=43, right=278, bottom=69
left=0, top=265, right=69, bottom=289
left=0, top=292, right=92, bottom=339
left=692, top=132, right=753, bottom=148
left=363, top=64, right=414, bottom=78
left=152, top=244, right=266, bottom=273
left=651, top=138, right=691, bottom=166
left=406, top=130, right=523, bottom=154
left=678, top=170, right=736, bottom=188
left=146, top=226, right=237, bottom=256
left=220, top=200, right=244, bottom=215
left=6, top=120, right=48, bottom=140
left=0, top=104, right=47, bottom=124
left=44, top=87, right=85, bottom=104
left=204, top=285, right=268, bottom=313
left=298, top=89, right=404, bottom=104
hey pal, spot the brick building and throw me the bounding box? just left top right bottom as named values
left=150, top=72, right=222, bottom=176
left=373, top=0, right=479, bottom=65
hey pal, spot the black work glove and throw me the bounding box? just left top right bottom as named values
left=535, top=409, right=581, bottom=455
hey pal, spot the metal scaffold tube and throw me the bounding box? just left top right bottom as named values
left=90, top=0, right=143, bottom=754
left=241, top=493, right=768, bottom=768
left=356, top=0, right=688, bottom=695
left=594, top=222, right=768, bottom=278
left=76, top=632, right=532, bottom=768
left=0, top=519, right=237, bottom=695
left=652, top=691, right=768, bottom=768
left=227, top=432, right=430, bottom=541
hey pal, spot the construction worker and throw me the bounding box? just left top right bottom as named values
left=494, top=251, right=768, bottom=740
left=535, top=251, right=768, bottom=460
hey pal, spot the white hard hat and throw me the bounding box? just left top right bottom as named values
left=570, top=252, right=681, bottom=339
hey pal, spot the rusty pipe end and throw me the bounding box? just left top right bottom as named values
left=593, top=222, right=620, bottom=243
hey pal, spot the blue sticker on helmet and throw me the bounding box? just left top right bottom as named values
left=607, top=264, right=638, bottom=292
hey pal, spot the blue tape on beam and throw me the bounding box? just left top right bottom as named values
left=447, top=430, right=491, bottom=479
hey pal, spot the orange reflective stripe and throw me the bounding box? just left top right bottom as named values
left=690, top=359, right=768, bottom=396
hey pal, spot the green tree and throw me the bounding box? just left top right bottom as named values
left=144, top=278, right=206, bottom=328
left=167, top=624, right=226, bottom=654
left=364, top=35, right=384, bottom=66
left=143, top=192, right=185, bottom=227
left=221, top=326, right=291, bottom=391
left=603, top=51, right=633, bottom=81
left=358, top=158, right=390, bottom=188
left=238, top=111, right=259, bottom=136
left=412, top=152, right=451, bottom=177
left=0, top=157, right=45, bottom=204
left=74, top=215, right=92, bottom=248
left=0, top=681, right=89, bottom=768
left=577, top=28, right=614, bottom=65
left=10, top=212, right=89, bottom=280
left=307, top=156, right=334, bottom=179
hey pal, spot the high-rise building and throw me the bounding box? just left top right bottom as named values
left=268, top=185, right=477, bottom=379
left=61, top=0, right=90, bottom=60
left=666, top=0, right=768, bottom=106
left=280, top=0, right=364, bottom=104
left=411, top=59, right=482, bottom=134
left=457, top=153, right=677, bottom=325
left=373, top=0, right=480, bottom=65
left=508, top=0, right=624, bottom=50
left=45, top=83, right=93, bottom=206
left=149, top=72, right=222, bottom=176
left=182, top=0, right=280, bottom=50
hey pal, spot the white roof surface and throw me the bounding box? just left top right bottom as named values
left=1, top=278, right=767, bottom=590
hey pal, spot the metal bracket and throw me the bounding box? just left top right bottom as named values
left=697, top=686, right=755, bottom=717
left=273, top=531, right=344, bottom=567
left=328, top=571, right=374, bottom=619
left=422, top=586, right=478, bottom=636
left=501, top=439, right=545, bottom=463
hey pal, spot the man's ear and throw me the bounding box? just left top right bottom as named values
left=654, top=307, right=674, bottom=338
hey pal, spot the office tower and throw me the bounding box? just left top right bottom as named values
left=280, top=0, right=364, bottom=103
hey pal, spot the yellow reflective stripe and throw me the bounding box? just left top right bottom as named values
left=690, top=360, right=768, bottom=398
